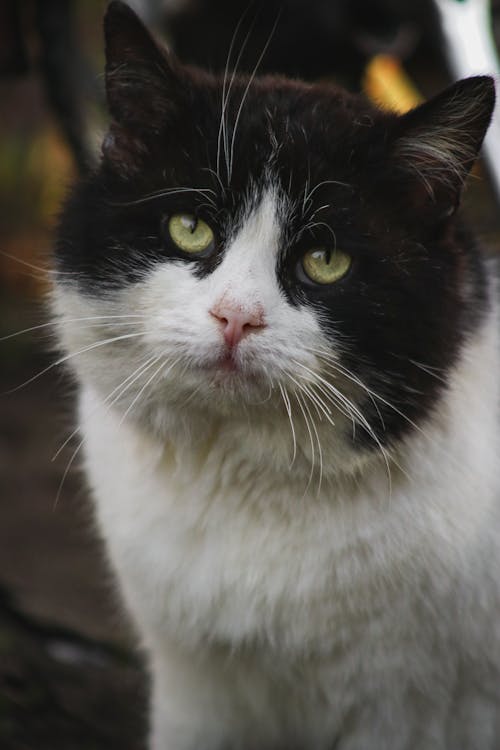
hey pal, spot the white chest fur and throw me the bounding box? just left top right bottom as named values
left=77, top=310, right=500, bottom=749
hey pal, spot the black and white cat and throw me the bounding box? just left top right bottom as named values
left=53, top=2, right=500, bottom=748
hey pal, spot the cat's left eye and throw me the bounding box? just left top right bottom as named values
left=301, top=247, right=351, bottom=285
left=167, top=214, right=215, bottom=255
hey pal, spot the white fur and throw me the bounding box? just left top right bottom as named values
left=54, top=188, right=500, bottom=749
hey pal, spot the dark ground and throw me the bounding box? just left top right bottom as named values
left=0, top=295, right=147, bottom=749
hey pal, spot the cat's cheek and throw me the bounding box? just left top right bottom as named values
left=132, top=263, right=219, bottom=346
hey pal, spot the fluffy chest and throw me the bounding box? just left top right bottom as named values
left=79, top=387, right=473, bottom=657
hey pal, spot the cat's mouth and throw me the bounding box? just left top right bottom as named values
left=181, top=342, right=277, bottom=399
left=201, top=348, right=265, bottom=386
left=217, top=351, right=240, bottom=373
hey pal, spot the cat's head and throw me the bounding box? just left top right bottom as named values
left=54, top=0, right=495, bottom=477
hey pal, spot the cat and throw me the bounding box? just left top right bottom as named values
left=52, top=1, right=500, bottom=748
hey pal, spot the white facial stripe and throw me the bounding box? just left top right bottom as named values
left=229, top=187, right=283, bottom=275
left=207, top=186, right=284, bottom=314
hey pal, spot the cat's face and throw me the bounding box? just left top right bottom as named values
left=54, top=1, right=494, bottom=476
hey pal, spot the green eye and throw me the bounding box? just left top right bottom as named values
left=167, top=214, right=214, bottom=254
left=302, top=247, right=351, bottom=285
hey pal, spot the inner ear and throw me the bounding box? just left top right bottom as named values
left=386, top=76, right=495, bottom=220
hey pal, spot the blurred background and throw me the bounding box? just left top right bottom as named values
left=1, top=1, right=500, bottom=747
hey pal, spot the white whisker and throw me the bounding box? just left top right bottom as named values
left=227, top=9, right=282, bottom=183
left=297, top=384, right=324, bottom=496
left=0, top=249, right=78, bottom=278
left=221, top=11, right=259, bottom=183
left=293, top=389, right=316, bottom=496
left=409, top=359, right=447, bottom=384
left=54, top=437, right=84, bottom=510
left=110, top=187, right=217, bottom=208
left=292, top=358, right=393, bottom=497
left=278, top=382, right=297, bottom=467
left=306, top=222, right=337, bottom=246
left=285, top=372, right=335, bottom=428
left=53, top=352, right=170, bottom=508
left=52, top=352, right=161, bottom=461
left=118, top=356, right=178, bottom=427
left=302, top=179, right=351, bottom=209
left=307, top=347, right=386, bottom=430
left=5, top=332, right=146, bottom=394
left=0, top=315, right=147, bottom=342
left=217, top=5, right=254, bottom=185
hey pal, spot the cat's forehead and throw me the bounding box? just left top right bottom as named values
left=207, top=75, right=373, bottom=136
left=101, top=74, right=375, bottom=274
left=140, top=75, right=374, bottom=219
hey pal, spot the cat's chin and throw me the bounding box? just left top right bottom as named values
left=190, top=349, right=270, bottom=388
left=200, top=364, right=269, bottom=400
left=213, top=351, right=242, bottom=374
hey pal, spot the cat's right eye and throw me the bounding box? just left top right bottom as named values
left=165, top=213, right=215, bottom=257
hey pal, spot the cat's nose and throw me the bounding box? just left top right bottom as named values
left=210, top=300, right=266, bottom=348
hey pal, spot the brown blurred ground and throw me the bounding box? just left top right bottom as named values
left=0, top=3, right=146, bottom=746
left=0, top=302, right=147, bottom=748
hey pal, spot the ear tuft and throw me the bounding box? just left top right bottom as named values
left=104, top=1, right=161, bottom=70
left=104, top=0, right=182, bottom=132
left=391, top=76, right=495, bottom=210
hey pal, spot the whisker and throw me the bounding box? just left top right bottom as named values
left=292, top=360, right=371, bottom=433
left=300, top=348, right=465, bottom=487
left=293, top=389, right=316, bottom=496
left=301, top=148, right=311, bottom=217
left=285, top=372, right=335, bottom=427
left=278, top=382, right=297, bottom=466
left=297, top=385, right=324, bottom=496
left=305, top=221, right=337, bottom=246
left=307, top=347, right=386, bottom=429
left=307, top=204, right=330, bottom=223
left=117, top=355, right=177, bottom=427
left=221, top=9, right=259, bottom=183
left=0, top=315, right=147, bottom=342
left=217, top=3, right=254, bottom=185
left=201, top=166, right=227, bottom=197
left=315, top=353, right=453, bottom=481
left=302, top=179, right=352, bottom=209
left=54, top=436, right=84, bottom=510
left=408, top=359, right=447, bottom=384
left=176, top=373, right=209, bottom=410
left=109, top=187, right=217, bottom=208
left=4, top=332, right=146, bottom=395
left=53, top=352, right=169, bottom=508
left=52, top=352, right=161, bottom=461
left=0, top=250, right=77, bottom=279
left=322, top=357, right=409, bottom=435
left=292, top=358, right=393, bottom=496
left=227, top=8, right=282, bottom=183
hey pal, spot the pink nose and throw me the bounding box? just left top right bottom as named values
left=210, top=300, right=266, bottom=348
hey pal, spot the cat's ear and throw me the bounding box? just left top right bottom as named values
left=103, top=0, right=183, bottom=133
left=389, top=76, right=495, bottom=219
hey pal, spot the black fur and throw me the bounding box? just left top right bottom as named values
left=55, top=1, right=495, bottom=449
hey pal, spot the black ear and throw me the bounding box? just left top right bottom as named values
left=389, top=76, right=495, bottom=218
left=104, top=0, right=183, bottom=133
